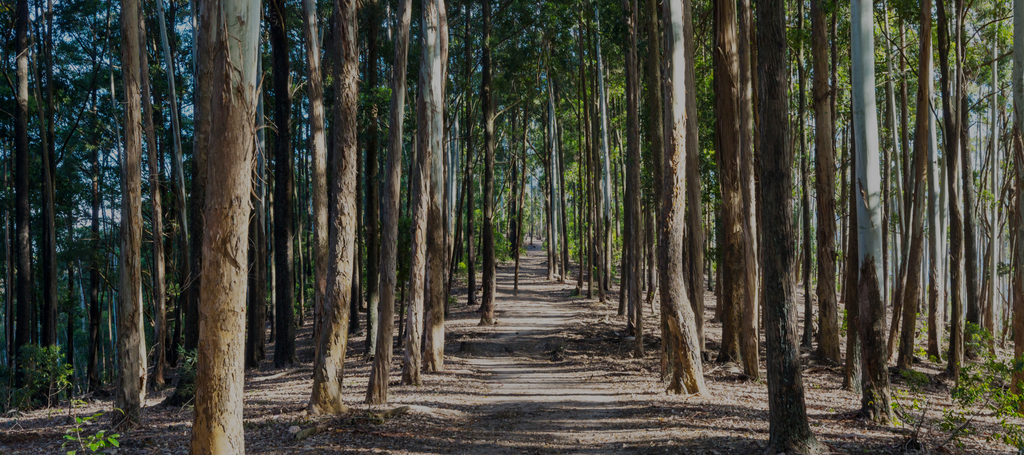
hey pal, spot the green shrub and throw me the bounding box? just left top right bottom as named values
left=939, top=327, right=1024, bottom=451
left=63, top=411, right=121, bottom=454
left=1, top=344, right=74, bottom=410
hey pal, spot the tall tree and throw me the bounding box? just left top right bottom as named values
left=937, top=0, right=964, bottom=379
left=811, top=0, right=839, bottom=363
left=714, top=0, right=743, bottom=364
left=363, top=0, right=383, bottom=358
left=423, top=0, right=448, bottom=370
left=302, top=0, right=328, bottom=369
left=1013, top=0, right=1024, bottom=395
left=12, top=0, right=31, bottom=385
left=797, top=0, right=812, bottom=351
left=40, top=0, right=57, bottom=349
left=117, top=0, right=148, bottom=427
left=852, top=0, right=893, bottom=425
left=480, top=0, right=498, bottom=326
left=897, top=0, right=931, bottom=370
left=682, top=0, right=706, bottom=352
left=309, top=0, right=358, bottom=414
left=623, top=0, right=642, bottom=357
left=661, top=0, right=708, bottom=396
left=188, top=0, right=260, bottom=449
left=366, top=0, right=412, bottom=404
left=139, top=6, right=167, bottom=387
left=270, top=0, right=296, bottom=367
left=737, top=0, right=759, bottom=379
left=757, top=0, right=823, bottom=451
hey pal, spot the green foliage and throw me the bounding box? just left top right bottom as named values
left=175, top=346, right=199, bottom=398
left=1, top=345, right=74, bottom=410
left=939, top=327, right=1024, bottom=451
left=62, top=411, right=121, bottom=455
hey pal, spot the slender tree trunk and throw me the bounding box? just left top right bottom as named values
left=301, top=0, right=329, bottom=370
left=1012, top=0, right=1024, bottom=395
left=852, top=0, right=893, bottom=425
left=139, top=9, right=167, bottom=387
left=87, top=126, right=101, bottom=391
left=39, top=0, right=57, bottom=350
left=117, top=0, right=148, bottom=426
left=363, top=0, right=382, bottom=358
left=682, top=0, right=706, bottom=351
left=366, top=0, right=411, bottom=404
left=843, top=124, right=862, bottom=392
left=595, top=6, right=613, bottom=291
left=810, top=0, right=838, bottom=363
left=897, top=0, right=931, bottom=370
left=270, top=0, right=296, bottom=367
left=479, top=0, right=497, bottom=325
left=937, top=0, right=964, bottom=379
left=796, top=0, right=813, bottom=352
left=643, top=0, right=663, bottom=321
left=661, top=0, right=708, bottom=396
left=738, top=0, right=759, bottom=378
left=309, top=0, right=357, bottom=414
left=757, top=0, right=824, bottom=451
left=13, top=0, right=31, bottom=387
left=245, top=73, right=268, bottom=369
left=714, top=0, right=743, bottom=364
left=959, top=0, right=981, bottom=347
left=926, top=24, right=943, bottom=360
left=623, top=0, right=643, bottom=356
left=464, top=1, right=476, bottom=306
left=188, top=0, right=259, bottom=449
left=424, top=0, right=449, bottom=369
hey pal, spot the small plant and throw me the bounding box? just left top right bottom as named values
left=176, top=346, right=199, bottom=397
left=63, top=411, right=120, bottom=454
left=938, top=327, right=1024, bottom=452
left=2, top=344, right=74, bottom=410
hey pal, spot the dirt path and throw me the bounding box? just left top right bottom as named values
left=456, top=242, right=630, bottom=454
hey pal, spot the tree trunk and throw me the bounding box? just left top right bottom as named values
left=926, top=24, right=943, bottom=360
left=661, top=0, right=707, bottom=396
left=464, top=2, right=476, bottom=306
left=117, top=0, right=148, bottom=426
left=309, top=0, right=358, bottom=414
left=810, top=0, right=838, bottom=363
left=595, top=6, right=613, bottom=292
left=897, top=0, right=931, bottom=370
left=682, top=0, right=705, bottom=351
left=424, top=0, right=449, bottom=370
left=797, top=0, right=813, bottom=352
left=40, top=0, right=57, bottom=350
left=623, top=0, right=643, bottom=357
left=643, top=0, right=664, bottom=335
left=366, top=0, right=412, bottom=404
left=758, top=0, right=824, bottom=451
left=188, top=0, right=259, bottom=449
left=1012, top=0, right=1024, bottom=395
left=13, top=0, right=31, bottom=387
left=270, top=0, right=296, bottom=367
left=479, top=0, right=497, bottom=326
left=301, top=0, right=329, bottom=370
left=246, top=78, right=269, bottom=369
left=714, top=0, right=743, bottom=364
left=937, top=0, right=964, bottom=379
left=139, top=9, right=167, bottom=387
left=738, top=0, right=759, bottom=378
left=852, top=0, right=893, bottom=425
left=843, top=124, right=862, bottom=392
left=363, top=0, right=382, bottom=358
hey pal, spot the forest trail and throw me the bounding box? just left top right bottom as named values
left=1, top=243, right=1010, bottom=454
left=456, top=242, right=631, bottom=453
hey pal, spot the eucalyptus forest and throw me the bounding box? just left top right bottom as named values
left=2, top=0, right=1024, bottom=453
